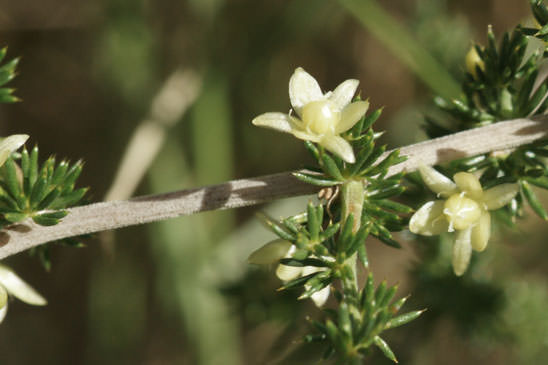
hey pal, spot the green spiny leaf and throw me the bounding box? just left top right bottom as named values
left=339, top=214, right=354, bottom=251
left=51, top=160, right=69, bottom=186
left=361, top=107, right=383, bottom=132
left=292, top=171, right=338, bottom=186
left=521, top=180, right=548, bottom=220
left=29, top=171, right=50, bottom=208
left=32, top=214, right=62, bottom=226
left=385, top=310, right=425, bottom=330
left=359, top=145, right=387, bottom=176
left=357, top=243, right=368, bottom=269
left=373, top=199, right=413, bottom=214
left=307, top=202, right=321, bottom=241
left=304, top=140, right=320, bottom=160
left=375, top=281, right=387, bottom=306
left=61, top=160, right=83, bottom=193
left=347, top=223, right=371, bottom=257
left=373, top=336, right=397, bottom=363
left=321, top=152, right=344, bottom=181
left=4, top=212, right=28, bottom=223
left=278, top=272, right=318, bottom=291
left=321, top=222, right=340, bottom=241
left=49, top=187, right=87, bottom=209
left=29, top=146, right=39, bottom=186
left=256, top=212, right=296, bottom=241
left=363, top=273, right=374, bottom=306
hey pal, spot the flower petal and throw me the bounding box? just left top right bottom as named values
left=0, top=293, right=6, bottom=324
left=453, top=172, right=483, bottom=200
left=0, top=285, right=6, bottom=310
left=329, top=79, right=359, bottom=111
left=291, top=129, right=321, bottom=143
left=0, top=134, right=29, bottom=167
left=310, top=285, right=330, bottom=307
left=289, top=67, right=324, bottom=115
left=471, top=210, right=491, bottom=252
left=409, top=200, right=449, bottom=235
left=248, top=239, right=292, bottom=265
left=276, top=264, right=302, bottom=282
left=319, top=135, right=355, bottom=163
left=0, top=265, right=47, bottom=306
left=335, top=101, right=369, bottom=134
left=300, top=266, right=330, bottom=306
left=482, top=183, right=519, bottom=210
left=452, top=227, right=472, bottom=276
left=418, top=164, right=457, bottom=197
left=252, top=112, right=295, bottom=133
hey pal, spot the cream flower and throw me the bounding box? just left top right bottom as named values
left=0, top=134, right=29, bottom=167
left=409, top=165, right=519, bottom=276
left=276, top=246, right=332, bottom=307
left=0, top=264, right=47, bottom=323
left=252, top=67, right=369, bottom=163
left=248, top=240, right=331, bottom=307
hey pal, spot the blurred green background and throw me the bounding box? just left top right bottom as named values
left=1, top=0, right=547, bottom=364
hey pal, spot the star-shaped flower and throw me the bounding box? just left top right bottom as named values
left=252, top=67, right=369, bottom=163
left=409, top=164, right=519, bottom=276
left=0, top=264, right=47, bottom=323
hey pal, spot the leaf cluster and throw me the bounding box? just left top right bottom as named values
left=525, top=0, right=548, bottom=45
left=258, top=197, right=421, bottom=362
left=294, top=106, right=411, bottom=250
left=427, top=26, right=546, bottom=137
left=0, top=47, right=19, bottom=103
left=259, top=203, right=372, bottom=306
left=0, top=146, right=88, bottom=269
left=425, top=9, right=548, bottom=224
left=306, top=273, right=423, bottom=364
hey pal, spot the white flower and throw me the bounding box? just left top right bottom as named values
left=248, top=241, right=331, bottom=307
left=252, top=67, right=369, bottom=163
left=0, top=134, right=29, bottom=167
left=276, top=246, right=331, bottom=307
left=409, top=165, right=519, bottom=276
left=0, top=264, right=47, bottom=323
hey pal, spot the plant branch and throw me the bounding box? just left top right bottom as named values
left=0, top=116, right=547, bottom=260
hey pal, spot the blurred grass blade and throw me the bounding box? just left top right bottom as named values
left=337, top=0, right=460, bottom=99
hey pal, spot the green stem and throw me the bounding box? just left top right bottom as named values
left=340, top=180, right=365, bottom=292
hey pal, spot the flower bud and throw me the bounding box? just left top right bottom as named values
left=465, top=46, right=485, bottom=79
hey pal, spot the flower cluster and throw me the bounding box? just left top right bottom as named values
left=250, top=69, right=420, bottom=363
left=409, top=164, right=519, bottom=275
